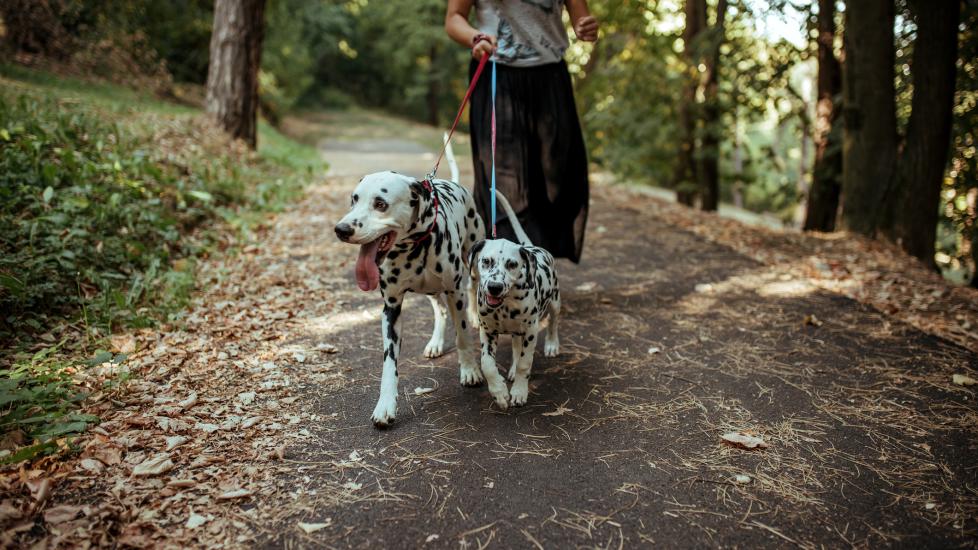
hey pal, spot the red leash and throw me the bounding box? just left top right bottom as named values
left=415, top=52, right=491, bottom=244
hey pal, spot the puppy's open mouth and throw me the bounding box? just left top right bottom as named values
left=355, top=231, right=396, bottom=291
left=485, top=294, right=504, bottom=307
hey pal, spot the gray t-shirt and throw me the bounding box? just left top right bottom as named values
left=474, top=0, right=569, bottom=67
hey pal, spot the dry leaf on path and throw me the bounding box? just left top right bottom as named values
left=721, top=432, right=769, bottom=450
left=132, top=454, right=174, bottom=476
left=952, top=374, right=976, bottom=386
left=27, top=478, right=52, bottom=502
left=217, top=488, right=252, bottom=500
left=165, top=436, right=188, bottom=452
left=186, top=512, right=209, bottom=529
left=414, top=387, right=435, bottom=395
left=298, top=520, right=332, bottom=534
left=542, top=405, right=573, bottom=417
left=110, top=334, right=137, bottom=354
left=79, top=458, right=104, bottom=474
left=342, top=481, right=362, bottom=491
left=179, top=392, right=198, bottom=410
left=44, top=505, right=82, bottom=524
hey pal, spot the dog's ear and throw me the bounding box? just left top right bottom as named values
left=519, top=246, right=536, bottom=289
left=467, top=240, right=486, bottom=278
left=408, top=181, right=427, bottom=226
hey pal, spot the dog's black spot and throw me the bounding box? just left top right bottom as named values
left=467, top=208, right=475, bottom=218
left=435, top=262, right=443, bottom=273
left=416, top=266, right=424, bottom=275
left=381, top=188, right=388, bottom=193
left=456, top=300, right=463, bottom=310
left=528, top=334, right=534, bottom=341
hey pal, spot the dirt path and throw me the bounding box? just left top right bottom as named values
left=8, top=113, right=977, bottom=549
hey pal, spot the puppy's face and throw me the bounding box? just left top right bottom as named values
left=470, top=239, right=534, bottom=309
left=334, top=171, right=420, bottom=291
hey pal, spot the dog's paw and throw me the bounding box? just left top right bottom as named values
left=460, top=364, right=484, bottom=386
left=509, top=379, right=529, bottom=406
left=544, top=338, right=559, bottom=358
left=424, top=336, right=445, bottom=358
left=507, top=363, right=517, bottom=382
left=487, top=382, right=510, bottom=410
left=371, top=397, right=397, bottom=428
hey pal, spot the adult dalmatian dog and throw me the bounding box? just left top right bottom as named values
left=333, top=143, right=484, bottom=427
left=468, top=195, right=561, bottom=410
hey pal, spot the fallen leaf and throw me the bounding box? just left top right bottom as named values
left=348, top=450, right=362, bottom=462
left=196, top=423, right=220, bottom=433
left=44, top=505, right=82, bottom=524
left=132, top=453, right=174, bottom=476
left=575, top=282, right=597, bottom=292
left=0, top=502, right=22, bottom=522
left=721, top=432, right=768, bottom=450
left=110, top=334, right=137, bottom=354
left=238, top=392, right=256, bottom=406
left=298, top=520, right=332, bottom=534
left=414, top=387, right=435, bottom=395
left=952, top=374, right=976, bottom=386
left=217, top=488, right=252, bottom=500
left=168, top=479, right=196, bottom=488
left=27, top=478, right=52, bottom=502
left=734, top=474, right=751, bottom=484
left=925, top=502, right=937, bottom=510
left=240, top=416, right=261, bottom=429
left=342, top=481, right=362, bottom=491
left=165, top=436, right=188, bottom=452
left=542, top=405, right=573, bottom=417
left=425, top=534, right=440, bottom=543
left=179, top=392, right=198, bottom=410
left=803, top=314, right=823, bottom=327
left=79, top=458, right=104, bottom=474
left=647, top=346, right=661, bottom=355
left=186, top=512, right=209, bottom=529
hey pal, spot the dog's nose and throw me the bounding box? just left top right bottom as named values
left=334, top=222, right=355, bottom=241
left=487, top=282, right=505, bottom=297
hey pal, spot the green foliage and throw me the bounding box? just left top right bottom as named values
left=0, top=342, right=106, bottom=463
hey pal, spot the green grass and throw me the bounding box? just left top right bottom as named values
left=0, top=64, right=324, bottom=462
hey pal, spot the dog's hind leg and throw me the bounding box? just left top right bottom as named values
left=544, top=293, right=560, bottom=358
left=424, top=295, right=447, bottom=358
left=372, top=296, right=404, bottom=427
left=446, top=290, right=484, bottom=386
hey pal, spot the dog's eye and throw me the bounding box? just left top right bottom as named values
left=505, top=260, right=518, bottom=270
left=373, top=198, right=388, bottom=212
left=481, top=258, right=492, bottom=268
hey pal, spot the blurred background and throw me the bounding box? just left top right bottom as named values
left=1, top=0, right=976, bottom=336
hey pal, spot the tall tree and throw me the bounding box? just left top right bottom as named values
left=882, top=0, right=961, bottom=264
left=839, top=0, right=897, bottom=235
left=803, top=0, right=843, bottom=232
left=696, top=0, right=729, bottom=212
left=673, top=0, right=707, bottom=206
left=206, top=0, right=267, bottom=149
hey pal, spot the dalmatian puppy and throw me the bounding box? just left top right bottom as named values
left=468, top=194, right=560, bottom=409
left=334, top=145, right=484, bottom=427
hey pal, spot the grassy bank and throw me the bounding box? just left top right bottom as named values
left=0, top=64, right=323, bottom=461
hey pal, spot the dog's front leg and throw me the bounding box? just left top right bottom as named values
left=446, top=290, right=483, bottom=386
left=479, top=329, right=509, bottom=409
left=372, top=296, right=404, bottom=427
left=509, top=330, right=537, bottom=407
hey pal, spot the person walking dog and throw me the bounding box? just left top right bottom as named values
left=445, top=0, right=597, bottom=263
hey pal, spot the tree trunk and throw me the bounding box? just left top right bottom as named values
left=883, top=0, right=961, bottom=266
left=696, top=0, right=728, bottom=212
left=803, top=0, right=844, bottom=232
left=206, top=0, right=267, bottom=149
left=672, top=0, right=707, bottom=207
left=839, top=0, right=897, bottom=235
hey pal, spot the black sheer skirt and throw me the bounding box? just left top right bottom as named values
left=468, top=59, right=589, bottom=263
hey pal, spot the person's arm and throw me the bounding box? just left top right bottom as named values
left=446, top=0, right=496, bottom=59
left=566, top=0, right=599, bottom=42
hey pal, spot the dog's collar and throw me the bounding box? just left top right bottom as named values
left=412, top=179, right=439, bottom=244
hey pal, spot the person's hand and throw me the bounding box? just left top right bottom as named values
left=472, top=34, right=497, bottom=60
left=574, top=15, right=599, bottom=42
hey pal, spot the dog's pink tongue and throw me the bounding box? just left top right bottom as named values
left=355, top=240, right=381, bottom=291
